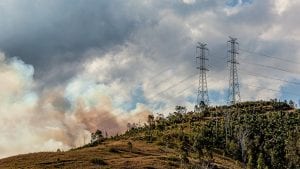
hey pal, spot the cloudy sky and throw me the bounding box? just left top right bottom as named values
left=0, top=0, right=299, bottom=158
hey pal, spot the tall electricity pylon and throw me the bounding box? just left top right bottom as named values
left=195, top=42, right=209, bottom=112
left=228, top=37, right=241, bottom=105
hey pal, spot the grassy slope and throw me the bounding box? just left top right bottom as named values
left=0, top=139, right=242, bottom=169
left=0, top=101, right=296, bottom=169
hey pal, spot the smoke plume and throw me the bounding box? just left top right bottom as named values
left=0, top=52, right=151, bottom=158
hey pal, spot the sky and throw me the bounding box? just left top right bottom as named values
left=0, top=0, right=300, bottom=158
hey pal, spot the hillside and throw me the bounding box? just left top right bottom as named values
left=0, top=100, right=299, bottom=169
left=0, top=140, right=242, bottom=169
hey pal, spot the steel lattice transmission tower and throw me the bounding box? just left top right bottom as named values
left=227, top=37, right=241, bottom=105
left=194, top=42, right=209, bottom=112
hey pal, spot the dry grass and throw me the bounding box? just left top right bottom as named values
left=0, top=140, right=176, bottom=169
left=0, top=139, right=242, bottom=169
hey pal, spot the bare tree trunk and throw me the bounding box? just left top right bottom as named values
left=237, top=127, right=249, bottom=168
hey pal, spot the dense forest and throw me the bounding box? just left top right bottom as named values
left=107, top=100, right=300, bottom=169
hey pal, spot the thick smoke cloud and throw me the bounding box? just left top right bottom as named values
left=0, top=0, right=300, bottom=158
left=0, top=53, right=151, bottom=158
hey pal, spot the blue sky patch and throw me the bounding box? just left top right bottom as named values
left=119, top=85, right=147, bottom=111
left=226, top=0, right=253, bottom=6
left=279, top=81, right=300, bottom=107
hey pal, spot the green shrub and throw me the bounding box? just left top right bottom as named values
left=166, top=156, right=180, bottom=162
left=90, top=158, right=107, bottom=165
left=127, top=141, right=133, bottom=152
left=108, top=147, right=119, bottom=153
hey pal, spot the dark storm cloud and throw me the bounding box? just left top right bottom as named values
left=0, top=0, right=156, bottom=86
left=0, top=0, right=229, bottom=87
left=0, top=0, right=299, bottom=97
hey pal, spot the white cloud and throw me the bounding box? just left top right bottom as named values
left=273, top=0, right=294, bottom=15
left=181, top=0, right=196, bottom=5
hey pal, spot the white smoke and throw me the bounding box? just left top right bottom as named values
left=0, top=52, right=151, bottom=158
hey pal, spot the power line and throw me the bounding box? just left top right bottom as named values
left=239, top=48, right=300, bottom=65
left=239, top=69, right=300, bottom=86
left=145, top=40, right=300, bottom=109
left=148, top=73, right=197, bottom=100
left=209, top=48, right=300, bottom=76
left=149, top=66, right=174, bottom=80
left=239, top=60, right=300, bottom=76
left=173, top=78, right=300, bottom=104
left=244, top=84, right=300, bottom=97
left=194, top=49, right=300, bottom=103
left=208, top=49, right=297, bottom=77
left=176, top=85, right=193, bottom=97
left=150, top=69, right=175, bottom=89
